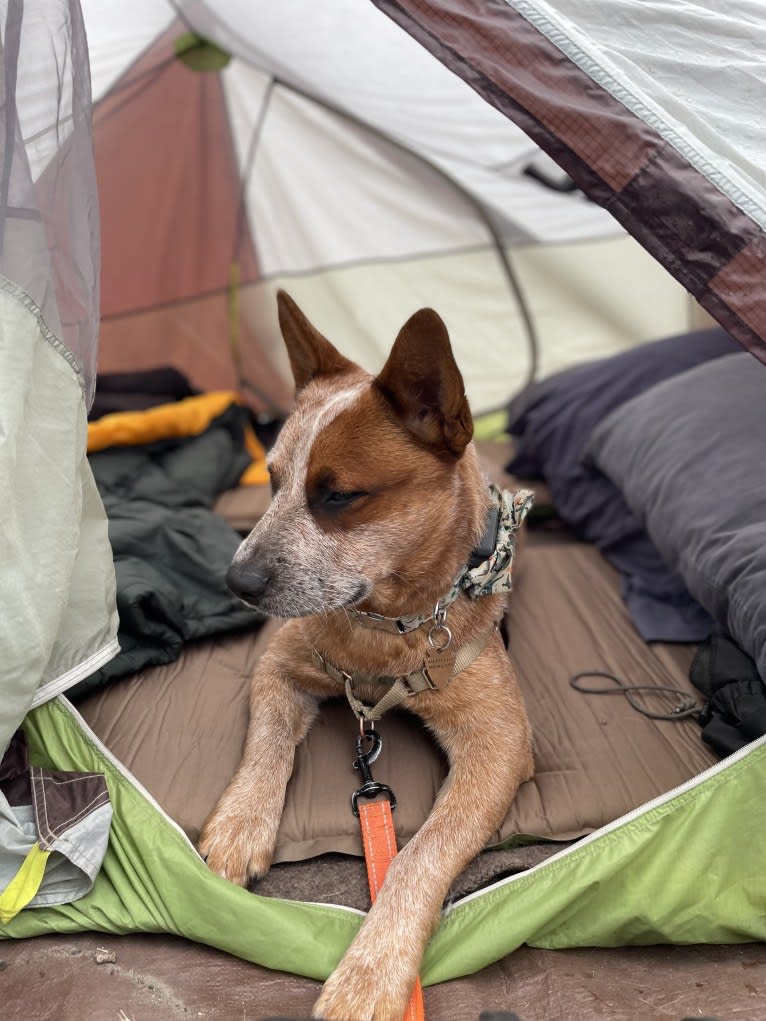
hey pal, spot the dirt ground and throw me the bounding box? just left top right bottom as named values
left=1, top=932, right=764, bottom=1021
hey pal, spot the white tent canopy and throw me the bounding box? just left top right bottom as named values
left=80, top=0, right=694, bottom=415
left=85, top=0, right=620, bottom=248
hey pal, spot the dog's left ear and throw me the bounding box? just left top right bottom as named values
left=277, top=290, right=354, bottom=391
left=374, top=308, right=473, bottom=458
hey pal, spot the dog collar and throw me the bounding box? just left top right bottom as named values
left=347, top=485, right=534, bottom=636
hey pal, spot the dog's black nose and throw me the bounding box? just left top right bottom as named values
left=226, top=560, right=271, bottom=605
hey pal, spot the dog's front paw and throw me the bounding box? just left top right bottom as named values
left=313, top=955, right=418, bottom=1021
left=198, top=804, right=273, bottom=887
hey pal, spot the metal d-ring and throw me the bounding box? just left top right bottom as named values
left=428, top=601, right=453, bottom=651
left=428, top=623, right=453, bottom=650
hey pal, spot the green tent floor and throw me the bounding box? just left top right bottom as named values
left=1, top=931, right=763, bottom=1020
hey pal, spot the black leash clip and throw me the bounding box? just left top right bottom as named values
left=351, top=726, right=397, bottom=816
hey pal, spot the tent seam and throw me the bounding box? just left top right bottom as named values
left=0, top=272, right=87, bottom=400
left=508, top=0, right=766, bottom=231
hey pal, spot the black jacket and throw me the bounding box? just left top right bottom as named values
left=72, top=404, right=262, bottom=700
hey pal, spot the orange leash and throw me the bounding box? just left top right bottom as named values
left=357, top=800, right=426, bottom=1021
left=353, top=728, right=426, bottom=1021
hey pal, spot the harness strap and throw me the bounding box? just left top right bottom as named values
left=357, top=798, right=426, bottom=1021
left=312, top=625, right=496, bottom=723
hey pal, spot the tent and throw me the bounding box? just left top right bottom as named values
left=87, top=0, right=697, bottom=417
left=2, top=0, right=765, bottom=1013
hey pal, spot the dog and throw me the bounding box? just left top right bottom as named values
left=199, top=291, right=534, bottom=1021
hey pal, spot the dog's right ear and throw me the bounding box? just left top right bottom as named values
left=277, top=290, right=354, bottom=391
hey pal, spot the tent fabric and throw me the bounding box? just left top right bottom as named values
left=0, top=731, right=112, bottom=919
left=93, top=23, right=260, bottom=319
left=83, top=0, right=692, bottom=416
left=374, top=0, right=766, bottom=367
left=1, top=0, right=101, bottom=402
left=146, top=2, right=620, bottom=250
left=0, top=280, right=118, bottom=741
left=0, top=0, right=118, bottom=748
left=0, top=0, right=117, bottom=918
left=3, top=696, right=764, bottom=984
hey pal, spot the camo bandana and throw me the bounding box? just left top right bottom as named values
left=449, top=484, right=535, bottom=602
left=347, top=485, right=534, bottom=635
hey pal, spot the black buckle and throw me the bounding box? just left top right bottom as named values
left=468, top=503, right=500, bottom=569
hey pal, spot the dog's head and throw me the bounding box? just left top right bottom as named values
left=227, top=290, right=482, bottom=618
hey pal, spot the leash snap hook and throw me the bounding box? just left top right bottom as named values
left=355, top=727, right=383, bottom=775
left=351, top=727, right=397, bottom=816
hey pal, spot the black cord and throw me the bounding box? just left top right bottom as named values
left=570, top=671, right=702, bottom=721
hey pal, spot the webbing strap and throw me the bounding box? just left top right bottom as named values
left=314, top=625, right=496, bottom=724
left=357, top=799, right=426, bottom=1021
left=0, top=843, right=51, bottom=923
left=345, top=676, right=415, bottom=722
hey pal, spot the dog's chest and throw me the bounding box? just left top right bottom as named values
left=310, top=624, right=427, bottom=697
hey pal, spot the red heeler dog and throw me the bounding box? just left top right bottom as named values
left=199, top=291, right=534, bottom=1020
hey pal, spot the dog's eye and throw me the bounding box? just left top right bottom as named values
left=323, top=490, right=367, bottom=509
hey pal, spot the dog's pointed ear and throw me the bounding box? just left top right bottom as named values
left=374, top=308, right=473, bottom=457
left=277, top=290, right=354, bottom=391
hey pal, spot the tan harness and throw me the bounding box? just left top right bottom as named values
left=312, top=620, right=498, bottom=723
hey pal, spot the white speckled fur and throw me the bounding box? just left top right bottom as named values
left=231, top=376, right=376, bottom=616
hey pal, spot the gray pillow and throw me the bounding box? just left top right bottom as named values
left=586, top=353, right=766, bottom=680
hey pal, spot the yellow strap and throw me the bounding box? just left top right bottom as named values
left=0, top=843, right=52, bottom=923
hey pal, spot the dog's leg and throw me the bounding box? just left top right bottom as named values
left=313, top=656, right=533, bottom=1021
left=198, top=651, right=318, bottom=886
